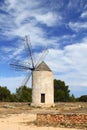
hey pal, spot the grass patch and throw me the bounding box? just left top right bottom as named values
left=29, top=120, right=87, bottom=129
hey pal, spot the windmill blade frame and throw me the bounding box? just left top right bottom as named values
left=22, top=72, right=32, bottom=86
left=35, top=48, right=49, bottom=68
left=10, top=35, right=49, bottom=88
left=25, top=35, right=35, bottom=69
left=10, top=62, right=34, bottom=71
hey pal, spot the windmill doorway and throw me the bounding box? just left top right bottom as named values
left=41, top=93, right=45, bottom=103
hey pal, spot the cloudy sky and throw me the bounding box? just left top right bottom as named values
left=0, top=0, right=87, bottom=97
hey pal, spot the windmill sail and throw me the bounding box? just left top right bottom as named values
left=25, top=35, right=35, bottom=69
left=22, top=72, right=32, bottom=86
left=35, top=48, right=49, bottom=68
left=10, top=35, right=48, bottom=86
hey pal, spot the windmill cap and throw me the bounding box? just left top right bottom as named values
left=35, top=61, right=52, bottom=71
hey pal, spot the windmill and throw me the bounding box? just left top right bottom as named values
left=10, top=36, right=54, bottom=107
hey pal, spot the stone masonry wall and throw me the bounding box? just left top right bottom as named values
left=37, top=114, right=87, bottom=124
left=32, top=71, right=54, bottom=107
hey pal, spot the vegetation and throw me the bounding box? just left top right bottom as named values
left=79, top=95, right=87, bottom=102
left=16, top=86, right=32, bottom=102
left=54, top=79, right=71, bottom=102
left=0, top=86, right=11, bottom=101
left=0, top=85, right=32, bottom=102
left=0, top=79, right=87, bottom=102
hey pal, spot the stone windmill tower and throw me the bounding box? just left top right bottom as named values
left=32, top=61, right=54, bottom=107
left=10, top=36, right=54, bottom=107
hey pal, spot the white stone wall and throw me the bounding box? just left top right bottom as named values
left=31, top=70, right=54, bottom=107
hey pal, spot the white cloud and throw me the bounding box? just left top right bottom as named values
left=9, top=45, right=25, bottom=59
left=80, top=11, right=87, bottom=18
left=0, top=40, right=25, bottom=62
left=45, top=39, right=87, bottom=96
left=1, top=47, right=12, bottom=53
left=69, top=22, right=87, bottom=32
left=33, top=12, right=62, bottom=27
left=0, top=0, right=62, bottom=40
left=5, top=0, right=17, bottom=10
left=67, top=0, right=86, bottom=12
left=11, top=23, right=44, bottom=39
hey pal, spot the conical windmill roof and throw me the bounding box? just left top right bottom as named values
left=35, top=61, right=52, bottom=71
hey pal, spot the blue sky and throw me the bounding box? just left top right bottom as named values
left=0, top=0, right=87, bottom=97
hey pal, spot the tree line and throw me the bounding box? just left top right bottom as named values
left=0, top=86, right=32, bottom=102
left=0, top=79, right=87, bottom=102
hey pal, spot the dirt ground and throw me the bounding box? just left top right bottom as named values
left=0, top=113, right=81, bottom=130
left=0, top=102, right=87, bottom=130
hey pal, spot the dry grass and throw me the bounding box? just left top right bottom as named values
left=31, top=120, right=87, bottom=129
left=0, top=102, right=87, bottom=115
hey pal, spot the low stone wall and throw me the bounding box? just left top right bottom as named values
left=37, top=113, right=87, bottom=124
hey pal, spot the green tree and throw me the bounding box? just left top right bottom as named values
left=69, top=94, right=76, bottom=102
left=54, top=79, right=70, bottom=102
left=10, top=93, right=18, bottom=102
left=16, top=86, right=32, bottom=102
left=79, top=95, right=87, bottom=102
left=0, top=86, right=11, bottom=101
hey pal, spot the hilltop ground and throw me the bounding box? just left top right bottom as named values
left=0, top=102, right=87, bottom=130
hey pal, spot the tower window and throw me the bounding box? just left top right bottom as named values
left=41, top=93, right=45, bottom=103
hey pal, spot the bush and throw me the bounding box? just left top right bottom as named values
left=79, top=95, right=87, bottom=102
